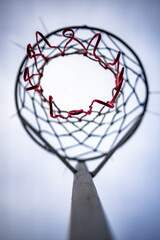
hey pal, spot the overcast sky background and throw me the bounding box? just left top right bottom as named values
left=0, top=0, right=160, bottom=239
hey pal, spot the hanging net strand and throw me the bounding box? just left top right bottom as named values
left=15, top=26, right=149, bottom=176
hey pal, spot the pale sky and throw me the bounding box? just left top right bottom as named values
left=1, top=0, right=160, bottom=239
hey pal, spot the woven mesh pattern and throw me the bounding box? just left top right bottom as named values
left=15, top=26, right=148, bottom=162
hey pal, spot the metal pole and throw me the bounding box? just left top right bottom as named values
left=69, top=162, right=113, bottom=240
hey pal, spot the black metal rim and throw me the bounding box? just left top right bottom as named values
left=15, top=25, right=149, bottom=164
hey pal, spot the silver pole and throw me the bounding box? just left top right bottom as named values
left=69, top=162, right=113, bottom=240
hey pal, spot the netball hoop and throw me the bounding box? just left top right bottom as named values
left=15, top=25, right=149, bottom=240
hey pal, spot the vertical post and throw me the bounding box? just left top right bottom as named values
left=69, top=162, right=113, bottom=240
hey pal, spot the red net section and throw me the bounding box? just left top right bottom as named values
left=15, top=26, right=148, bottom=162
left=23, top=28, right=124, bottom=118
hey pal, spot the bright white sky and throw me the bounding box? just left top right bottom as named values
left=1, top=0, right=160, bottom=239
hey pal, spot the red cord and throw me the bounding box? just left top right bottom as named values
left=23, top=28, right=124, bottom=119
